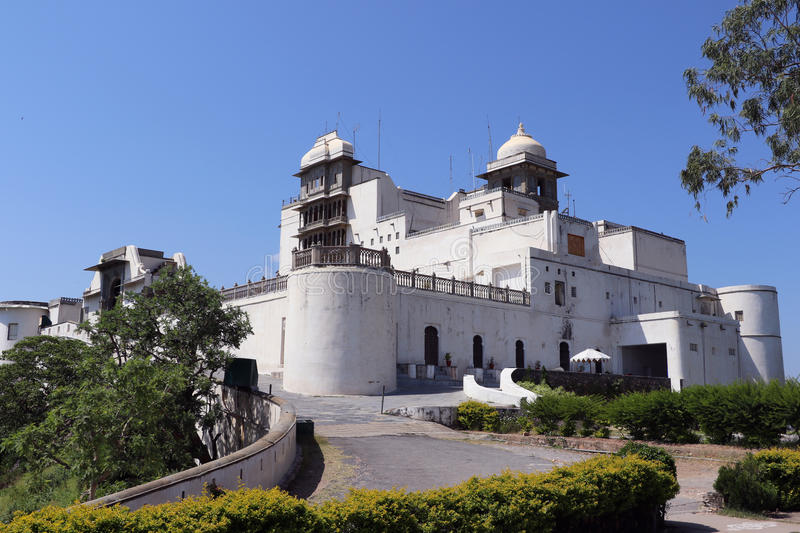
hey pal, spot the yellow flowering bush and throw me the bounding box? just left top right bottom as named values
left=0, top=455, right=678, bottom=533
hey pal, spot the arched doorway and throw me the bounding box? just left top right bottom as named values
left=424, top=326, right=438, bottom=366
left=473, top=335, right=483, bottom=368
left=515, top=340, right=525, bottom=368
left=559, top=342, right=570, bottom=370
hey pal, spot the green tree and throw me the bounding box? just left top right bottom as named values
left=683, top=0, right=800, bottom=215
left=0, top=336, right=97, bottom=487
left=0, top=266, right=252, bottom=500
left=82, top=265, right=252, bottom=464
left=0, top=336, right=93, bottom=437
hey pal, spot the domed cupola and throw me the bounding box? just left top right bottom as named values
left=300, top=131, right=354, bottom=170
left=496, top=123, right=546, bottom=160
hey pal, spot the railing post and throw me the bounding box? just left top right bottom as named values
left=351, top=243, right=361, bottom=265
left=431, top=271, right=436, bottom=291
left=505, top=286, right=510, bottom=303
left=470, top=281, right=474, bottom=297
left=411, top=269, right=416, bottom=288
left=451, top=276, right=456, bottom=294
left=311, top=244, right=321, bottom=266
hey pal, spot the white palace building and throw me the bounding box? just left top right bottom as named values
left=1, top=124, right=785, bottom=395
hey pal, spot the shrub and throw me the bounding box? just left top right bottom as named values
left=456, top=401, right=499, bottom=432
left=521, top=394, right=564, bottom=435
left=714, top=449, right=800, bottom=513
left=616, top=441, right=677, bottom=479
left=750, top=449, right=800, bottom=510
left=684, top=381, right=787, bottom=446
left=781, top=379, right=800, bottom=439
left=517, top=382, right=569, bottom=397
left=520, top=392, right=608, bottom=437
left=0, top=455, right=679, bottom=533
left=496, top=412, right=523, bottom=434
left=606, top=390, right=698, bottom=443
left=714, top=455, right=778, bottom=512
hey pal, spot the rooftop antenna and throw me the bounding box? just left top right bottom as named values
left=377, top=109, right=382, bottom=169
left=469, top=147, right=475, bottom=190
left=449, top=155, right=453, bottom=187
left=353, top=124, right=360, bottom=156
left=573, top=198, right=576, bottom=218
left=564, top=187, right=572, bottom=216
left=336, top=111, right=341, bottom=131
left=487, top=116, right=493, bottom=161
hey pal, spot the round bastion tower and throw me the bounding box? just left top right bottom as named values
left=717, top=285, right=784, bottom=382
left=283, top=263, right=397, bottom=396
left=282, top=131, right=397, bottom=395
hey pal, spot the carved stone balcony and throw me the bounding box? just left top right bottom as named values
left=292, top=244, right=391, bottom=270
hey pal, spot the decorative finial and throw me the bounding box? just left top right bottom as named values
left=517, top=122, right=526, bottom=135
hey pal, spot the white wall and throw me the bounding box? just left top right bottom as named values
left=283, top=266, right=397, bottom=395
left=718, top=285, right=784, bottom=382
left=0, top=304, right=48, bottom=354
left=228, top=292, right=288, bottom=373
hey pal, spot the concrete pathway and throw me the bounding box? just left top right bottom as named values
left=262, top=375, right=800, bottom=532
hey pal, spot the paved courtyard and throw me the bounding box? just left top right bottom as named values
left=262, top=375, right=800, bottom=532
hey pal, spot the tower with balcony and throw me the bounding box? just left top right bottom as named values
left=475, top=123, right=567, bottom=215
left=292, top=131, right=358, bottom=249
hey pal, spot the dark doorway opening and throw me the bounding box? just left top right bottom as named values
left=515, top=340, right=525, bottom=368
left=620, top=343, right=668, bottom=377
left=473, top=335, right=483, bottom=368
left=555, top=281, right=565, bottom=306
left=424, top=326, right=439, bottom=366
left=104, top=278, right=122, bottom=310
left=559, top=342, right=570, bottom=370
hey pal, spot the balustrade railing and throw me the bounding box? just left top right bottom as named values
left=291, top=245, right=391, bottom=270
left=288, top=246, right=529, bottom=306
left=394, top=270, right=530, bottom=306
left=220, top=276, right=288, bottom=301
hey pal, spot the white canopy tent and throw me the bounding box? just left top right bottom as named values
left=570, top=349, right=611, bottom=373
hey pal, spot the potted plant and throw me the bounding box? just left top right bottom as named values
left=444, top=352, right=452, bottom=367
left=488, top=357, right=495, bottom=370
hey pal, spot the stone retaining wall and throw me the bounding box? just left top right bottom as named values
left=510, top=368, right=670, bottom=396
left=85, top=386, right=296, bottom=511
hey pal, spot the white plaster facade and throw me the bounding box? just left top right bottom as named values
left=1, top=246, right=186, bottom=354
left=0, top=301, right=49, bottom=355
left=1, top=126, right=785, bottom=396
left=224, top=125, right=785, bottom=394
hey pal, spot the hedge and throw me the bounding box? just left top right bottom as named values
left=515, top=379, right=800, bottom=446
left=0, top=455, right=679, bottom=533
left=520, top=393, right=607, bottom=437
left=715, top=448, right=800, bottom=512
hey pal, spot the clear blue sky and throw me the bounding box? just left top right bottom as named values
left=1, top=1, right=797, bottom=377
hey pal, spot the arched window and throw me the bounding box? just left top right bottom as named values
left=473, top=335, right=483, bottom=368
left=515, top=340, right=525, bottom=368
left=104, top=277, right=122, bottom=311
left=424, top=326, right=438, bottom=366
left=559, top=342, right=570, bottom=370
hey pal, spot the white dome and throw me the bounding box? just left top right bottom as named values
left=496, top=123, right=546, bottom=160
left=300, top=131, right=354, bottom=169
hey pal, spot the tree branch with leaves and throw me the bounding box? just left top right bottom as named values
left=683, top=0, right=800, bottom=215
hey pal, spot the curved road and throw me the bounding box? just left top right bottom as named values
left=262, top=375, right=800, bottom=532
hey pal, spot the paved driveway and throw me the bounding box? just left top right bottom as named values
left=263, top=375, right=800, bottom=532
